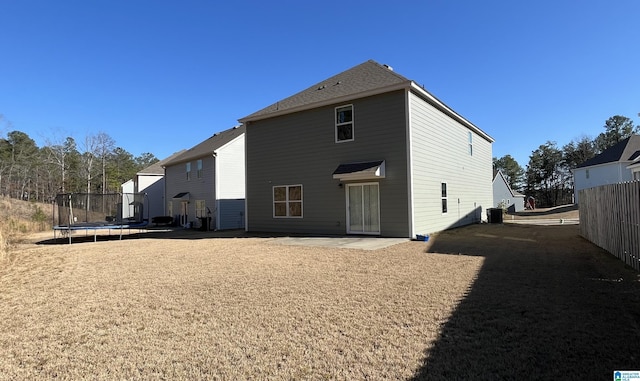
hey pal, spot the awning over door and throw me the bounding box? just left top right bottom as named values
left=332, top=160, right=385, bottom=181
left=172, top=192, right=190, bottom=200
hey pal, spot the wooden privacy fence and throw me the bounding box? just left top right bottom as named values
left=579, top=181, right=640, bottom=272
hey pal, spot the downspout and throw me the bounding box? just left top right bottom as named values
left=213, top=151, right=218, bottom=230
left=162, top=165, right=167, bottom=216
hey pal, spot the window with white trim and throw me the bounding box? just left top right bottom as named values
left=197, top=159, right=203, bottom=178
left=195, top=200, right=206, bottom=218
left=468, top=132, right=473, bottom=156
left=441, top=183, right=448, bottom=214
left=273, top=185, right=303, bottom=218
left=335, top=105, right=354, bottom=142
left=186, top=162, right=191, bottom=181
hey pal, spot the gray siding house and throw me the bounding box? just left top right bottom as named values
left=573, top=135, right=640, bottom=203
left=163, top=125, right=245, bottom=230
left=492, top=170, right=525, bottom=212
left=239, top=60, right=494, bottom=238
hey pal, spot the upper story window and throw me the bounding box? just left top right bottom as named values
left=197, top=159, right=203, bottom=178
left=335, top=105, right=354, bottom=142
left=186, top=162, right=191, bottom=181
left=586, top=169, right=590, bottom=179
left=468, top=132, right=473, bottom=156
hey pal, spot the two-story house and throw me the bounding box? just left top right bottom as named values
left=163, top=125, right=245, bottom=230
left=573, top=135, right=640, bottom=203
left=239, top=60, right=494, bottom=238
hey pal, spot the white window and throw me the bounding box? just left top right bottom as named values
left=273, top=185, right=303, bottom=218
left=167, top=202, right=173, bottom=217
left=195, top=200, right=206, bottom=218
left=441, top=183, right=448, bottom=214
left=186, top=162, right=191, bottom=181
left=335, top=105, right=354, bottom=142
left=468, top=132, right=473, bottom=156
left=197, top=159, right=203, bottom=179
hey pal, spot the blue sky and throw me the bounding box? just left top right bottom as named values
left=1, top=0, right=638, bottom=167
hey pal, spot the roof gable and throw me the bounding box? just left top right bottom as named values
left=492, top=169, right=524, bottom=197
left=240, top=60, right=409, bottom=122
left=577, top=135, right=640, bottom=168
left=239, top=59, right=494, bottom=143
left=164, top=125, right=245, bottom=166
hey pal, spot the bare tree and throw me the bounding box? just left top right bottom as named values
left=44, top=134, right=78, bottom=194
left=95, top=132, right=115, bottom=194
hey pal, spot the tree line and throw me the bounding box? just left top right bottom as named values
left=494, top=114, right=640, bottom=208
left=0, top=115, right=158, bottom=202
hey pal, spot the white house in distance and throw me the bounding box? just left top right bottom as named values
left=492, top=170, right=525, bottom=212
left=573, top=135, right=640, bottom=203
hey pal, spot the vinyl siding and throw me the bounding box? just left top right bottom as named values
left=164, top=156, right=216, bottom=226
left=216, top=134, right=246, bottom=199
left=137, top=174, right=164, bottom=219
left=218, top=199, right=245, bottom=230
left=215, top=134, right=246, bottom=229
left=573, top=162, right=633, bottom=203
left=246, top=90, right=410, bottom=236
left=493, top=176, right=525, bottom=212
left=409, top=91, right=492, bottom=236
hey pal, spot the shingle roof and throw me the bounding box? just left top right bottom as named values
left=137, top=150, right=187, bottom=175
left=239, top=59, right=494, bottom=143
left=576, top=135, right=640, bottom=168
left=163, top=125, right=246, bottom=166
left=239, top=60, right=410, bottom=122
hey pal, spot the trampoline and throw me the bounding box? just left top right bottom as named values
left=53, top=193, right=149, bottom=244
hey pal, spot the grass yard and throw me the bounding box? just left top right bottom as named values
left=0, top=222, right=639, bottom=380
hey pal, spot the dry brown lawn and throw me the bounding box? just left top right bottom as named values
left=1, top=221, right=639, bottom=380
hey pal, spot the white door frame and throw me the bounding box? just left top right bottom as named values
left=345, top=182, right=380, bottom=235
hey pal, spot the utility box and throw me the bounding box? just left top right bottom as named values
left=487, top=208, right=503, bottom=223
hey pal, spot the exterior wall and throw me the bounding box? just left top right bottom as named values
left=245, top=90, right=410, bottom=237
left=492, top=176, right=524, bottom=212
left=137, top=174, right=164, bottom=219
left=121, top=179, right=134, bottom=194
left=574, top=162, right=632, bottom=203
left=164, top=155, right=216, bottom=227
left=218, top=199, right=245, bottom=230
left=215, top=134, right=246, bottom=229
left=409, top=91, right=493, bottom=236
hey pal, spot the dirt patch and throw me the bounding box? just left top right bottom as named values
left=0, top=222, right=638, bottom=380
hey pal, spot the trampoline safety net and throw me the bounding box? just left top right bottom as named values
left=54, top=193, right=148, bottom=228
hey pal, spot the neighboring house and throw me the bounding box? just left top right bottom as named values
left=163, top=125, right=245, bottom=230
left=573, top=135, right=640, bottom=203
left=239, top=60, right=494, bottom=238
left=492, top=170, right=525, bottom=212
left=121, top=150, right=186, bottom=221
left=134, top=150, right=186, bottom=220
